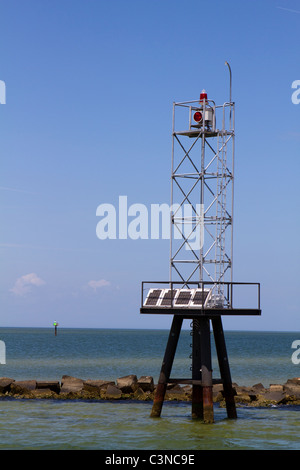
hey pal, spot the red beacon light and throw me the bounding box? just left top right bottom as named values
left=193, top=89, right=208, bottom=123
left=200, top=89, right=208, bottom=102
left=192, top=89, right=215, bottom=130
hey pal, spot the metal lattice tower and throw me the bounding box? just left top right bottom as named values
left=140, top=64, right=261, bottom=424
left=170, top=74, right=234, bottom=306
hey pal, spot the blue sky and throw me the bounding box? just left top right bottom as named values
left=0, top=0, right=299, bottom=331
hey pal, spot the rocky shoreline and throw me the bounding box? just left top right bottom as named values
left=1, top=375, right=300, bottom=407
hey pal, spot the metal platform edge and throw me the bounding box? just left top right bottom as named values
left=174, top=129, right=234, bottom=138
left=140, top=307, right=261, bottom=317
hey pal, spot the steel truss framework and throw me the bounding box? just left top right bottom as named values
left=170, top=97, right=234, bottom=305
left=140, top=72, right=261, bottom=423
left=140, top=84, right=261, bottom=424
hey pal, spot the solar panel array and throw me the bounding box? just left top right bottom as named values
left=144, top=288, right=211, bottom=308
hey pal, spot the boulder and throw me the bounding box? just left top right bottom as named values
left=260, top=384, right=286, bottom=403
left=164, top=383, right=182, bottom=392
left=83, top=380, right=115, bottom=395
left=246, top=384, right=266, bottom=402
left=222, top=384, right=260, bottom=405
left=234, top=385, right=251, bottom=395
left=0, top=377, right=15, bottom=393
left=269, top=384, right=284, bottom=392
left=137, top=376, right=154, bottom=392
left=182, top=385, right=192, bottom=394
left=167, top=382, right=178, bottom=390
left=286, top=377, right=300, bottom=385
left=31, top=388, right=57, bottom=398
left=36, top=381, right=60, bottom=394
left=116, top=375, right=138, bottom=393
left=165, top=386, right=188, bottom=401
left=60, top=376, right=84, bottom=394
left=234, top=393, right=252, bottom=404
left=133, top=387, right=153, bottom=401
left=212, top=383, right=223, bottom=399
left=251, top=383, right=266, bottom=393
left=105, top=384, right=122, bottom=399
left=10, top=380, right=36, bottom=395
left=283, top=378, right=300, bottom=399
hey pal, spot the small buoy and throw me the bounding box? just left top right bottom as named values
left=53, top=321, right=59, bottom=336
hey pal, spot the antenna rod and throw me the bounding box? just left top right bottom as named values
left=225, top=61, right=232, bottom=103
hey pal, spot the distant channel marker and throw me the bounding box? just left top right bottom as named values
left=53, top=321, right=59, bottom=336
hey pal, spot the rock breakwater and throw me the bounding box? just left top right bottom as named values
left=1, top=375, right=300, bottom=407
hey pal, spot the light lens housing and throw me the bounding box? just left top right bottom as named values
left=200, top=90, right=207, bottom=101
left=193, top=111, right=202, bottom=122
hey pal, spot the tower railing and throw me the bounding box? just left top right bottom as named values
left=141, top=280, right=260, bottom=315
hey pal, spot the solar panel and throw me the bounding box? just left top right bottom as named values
left=143, top=287, right=212, bottom=308
left=175, top=289, right=193, bottom=306
left=144, top=289, right=163, bottom=306
left=161, top=289, right=177, bottom=306
left=191, top=289, right=210, bottom=307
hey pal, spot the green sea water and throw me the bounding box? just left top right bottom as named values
left=0, top=328, right=299, bottom=450
left=0, top=399, right=299, bottom=450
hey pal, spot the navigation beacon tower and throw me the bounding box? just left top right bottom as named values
left=140, top=64, right=261, bottom=423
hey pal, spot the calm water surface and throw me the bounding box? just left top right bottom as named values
left=0, top=399, right=299, bottom=450
left=0, top=328, right=299, bottom=450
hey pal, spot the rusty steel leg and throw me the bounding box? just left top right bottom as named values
left=212, top=316, right=237, bottom=419
left=199, top=317, right=214, bottom=424
left=150, top=383, right=167, bottom=418
left=150, top=316, right=183, bottom=418
left=191, top=319, right=203, bottom=419
left=192, top=385, right=203, bottom=419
